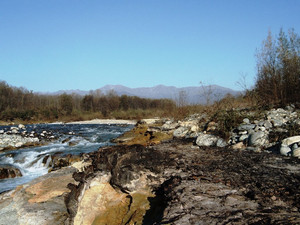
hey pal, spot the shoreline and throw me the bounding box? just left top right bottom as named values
left=0, top=119, right=137, bottom=126
left=66, top=119, right=137, bottom=125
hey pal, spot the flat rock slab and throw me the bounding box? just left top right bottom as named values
left=0, top=166, right=77, bottom=225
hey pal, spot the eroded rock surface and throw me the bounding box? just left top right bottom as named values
left=0, top=135, right=300, bottom=224
left=65, top=141, right=300, bottom=224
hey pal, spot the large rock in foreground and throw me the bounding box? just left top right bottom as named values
left=65, top=141, right=300, bottom=224
left=0, top=166, right=78, bottom=225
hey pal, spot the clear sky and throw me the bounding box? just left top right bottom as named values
left=0, top=0, right=299, bottom=92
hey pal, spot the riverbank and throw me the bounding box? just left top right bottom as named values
left=1, top=106, right=300, bottom=224
left=0, top=139, right=299, bottom=224
left=0, top=119, right=136, bottom=151
left=0, top=118, right=137, bottom=126
left=66, top=118, right=137, bottom=125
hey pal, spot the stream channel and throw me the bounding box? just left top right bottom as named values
left=0, top=123, right=133, bottom=193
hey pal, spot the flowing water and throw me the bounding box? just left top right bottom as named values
left=0, top=123, right=133, bottom=193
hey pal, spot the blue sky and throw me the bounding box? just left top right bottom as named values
left=0, top=0, right=299, bottom=92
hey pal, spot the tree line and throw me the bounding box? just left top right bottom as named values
left=0, top=81, right=175, bottom=122
left=2, top=28, right=299, bottom=122
left=255, top=28, right=300, bottom=106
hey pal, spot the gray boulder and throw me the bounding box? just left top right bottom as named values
left=281, top=136, right=300, bottom=146
left=238, top=124, right=255, bottom=131
left=280, top=146, right=292, bottom=156
left=243, top=118, right=250, bottom=124
left=216, top=138, right=227, bottom=147
left=173, top=127, right=189, bottom=138
left=263, top=121, right=273, bottom=129
left=162, top=121, right=179, bottom=131
left=239, top=134, right=249, bottom=142
left=271, top=119, right=284, bottom=127
left=196, top=133, right=218, bottom=147
left=248, top=131, right=268, bottom=147
left=280, top=136, right=300, bottom=157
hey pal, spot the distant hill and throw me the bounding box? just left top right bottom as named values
left=48, top=84, right=240, bottom=105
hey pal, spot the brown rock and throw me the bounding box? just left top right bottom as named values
left=0, top=167, right=77, bottom=224
left=112, top=124, right=172, bottom=146
left=0, top=165, right=22, bottom=179
left=74, top=173, right=154, bottom=225
left=25, top=173, right=75, bottom=203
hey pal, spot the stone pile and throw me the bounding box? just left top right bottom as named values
left=0, top=124, right=55, bottom=150
left=228, top=107, right=300, bottom=156
left=172, top=114, right=204, bottom=139
left=157, top=106, right=300, bottom=159
left=0, top=134, right=39, bottom=150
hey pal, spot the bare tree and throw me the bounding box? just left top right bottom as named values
left=199, top=81, right=214, bottom=105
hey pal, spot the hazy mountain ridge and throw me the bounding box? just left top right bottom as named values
left=49, top=85, right=240, bottom=104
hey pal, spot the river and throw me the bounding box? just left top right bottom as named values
left=0, top=123, right=133, bottom=193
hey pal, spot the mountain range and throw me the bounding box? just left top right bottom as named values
left=48, top=84, right=240, bottom=105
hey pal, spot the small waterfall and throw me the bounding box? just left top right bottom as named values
left=0, top=123, right=133, bottom=193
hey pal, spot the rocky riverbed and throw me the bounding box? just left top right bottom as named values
left=0, top=140, right=299, bottom=224
left=0, top=123, right=134, bottom=192
left=0, top=124, right=56, bottom=151
left=0, top=107, right=300, bottom=224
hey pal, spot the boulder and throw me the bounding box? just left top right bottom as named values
left=293, top=148, right=300, bottom=158
left=206, top=121, right=218, bottom=132
left=50, top=154, right=82, bottom=170
left=216, top=138, right=227, bottom=147
left=271, top=119, right=284, bottom=127
left=239, top=134, right=249, bottom=142
left=15, top=142, right=23, bottom=148
left=279, top=136, right=300, bottom=157
left=73, top=173, right=153, bottom=225
left=238, top=124, right=256, bottom=131
left=68, top=141, right=79, bottom=146
left=281, top=136, right=300, bottom=146
left=196, top=133, right=218, bottom=147
left=263, top=121, right=273, bottom=129
left=11, top=129, right=18, bottom=134
left=243, top=118, right=250, bottom=124
left=0, top=165, right=22, bottom=179
left=0, top=167, right=77, bottom=224
left=113, top=124, right=172, bottom=146
left=140, top=118, right=161, bottom=125
left=248, top=131, right=268, bottom=147
left=292, top=143, right=299, bottom=150
left=173, top=127, right=189, bottom=138
left=18, top=124, right=25, bottom=129
left=280, top=146, right=292, bottom=156
left=161, top=121, right=178, bottom=131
